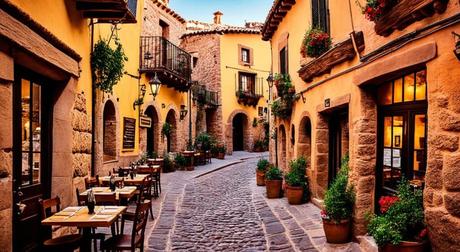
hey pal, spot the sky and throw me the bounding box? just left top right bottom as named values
left=169, top=0, right=274, bottom=26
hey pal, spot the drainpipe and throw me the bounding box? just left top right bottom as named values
left=188, top=87, right=192, bottom=148
left=90, top=19, right=96, bottom=177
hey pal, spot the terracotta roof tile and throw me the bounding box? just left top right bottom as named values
left=152, top=0, right=186, bottom=24
left=261, top=0, right=296, bottom=41
left=182, top=24, right=261, bottom=38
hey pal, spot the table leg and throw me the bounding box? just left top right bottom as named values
left=81, top=227, right=92, bottom=252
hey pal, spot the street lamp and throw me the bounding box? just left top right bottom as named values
left=180, top=104, right=188, bottom=121
left=266, top=72, right=278, bottom=167
left=149, top=72, right=161, bottom=100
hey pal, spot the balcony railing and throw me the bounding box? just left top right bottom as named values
left=76, top=0, right=137, bottom=23
left=192, top=83, right=219, bottom=107
left=235, top=76, right=264, bottom=107
left=140, top=36, right=192, bottom=91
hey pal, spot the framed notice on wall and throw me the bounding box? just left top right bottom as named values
left=123, top=117, right=136, bottom=149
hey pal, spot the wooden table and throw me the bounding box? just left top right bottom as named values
left=147, top=158, right=164, bottom=172
left=42, top=205, right=126, bottom=252
left=80, top=186, right=137, bottom=200
left=182, top=151, right=195, bottom=171
left=100, top=174, right=148, bottom=186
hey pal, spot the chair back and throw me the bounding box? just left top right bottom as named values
left=84, top=175, right=100, bottom=189
left=39, top=196, right=61, bottom=220
left=137, top=166, right=152, bottom=175
left=131, top=202, right=150, bottom=248
left=93, top=193, right=119, bottom=206
left=76, top=188, right=87, bottom=206
left=140, top=176, right=153, bottom=202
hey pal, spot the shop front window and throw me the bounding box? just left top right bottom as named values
left=377, top=69, right=427, bottom=195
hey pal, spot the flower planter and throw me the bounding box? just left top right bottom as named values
left=256, top=170, right=266, bottom=186
left=265, top=179, right=282, bottom=198
left=380, top=241, right=427, bottom=252
left=322, top=218, right=352, bottom=244
left=186, top=165, right=194, bottom=171
left=286, top=185, right=303, bottom=205
left=217, top=152, right=225, bottom=159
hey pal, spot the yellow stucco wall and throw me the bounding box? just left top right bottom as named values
left=219, top=33, right=271, bottom=125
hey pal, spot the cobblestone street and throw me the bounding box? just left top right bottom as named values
left=145, top=153, right=326, bottom=252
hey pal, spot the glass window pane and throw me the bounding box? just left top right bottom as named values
left=413, top=114, right=426, bottom=185
left=392, top=116, right=403, bottom=148
left=383, top=117, right=392, bottom=147
left=394, top=78, right=403, bottom=103
left=378, top=82, right=393, bottom=105
left=404, top=74, right=415, bottom=102
left=21, top=79, right=31, bottom=185
left=415, top=70, right=427, bottom=101
left=31, top=83, right=41, bottom=184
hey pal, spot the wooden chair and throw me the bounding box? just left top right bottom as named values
left=84, top=175, right=100, bottom=189
left=121, top=176, right=154, bottom=234
left=102, top=202, right=151, bottom=252
left=39, top=197, right=82, bottom=252
left=205, top=150, right=212, bottom=164
left=91, top=193, right=120, bottom=235
left=75, top=188, right=87, bottom=206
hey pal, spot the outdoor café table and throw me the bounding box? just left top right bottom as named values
left=147, top=158, right=164, bottom=172
left=137, top=164, right=161, bottom=173
left=80, top=186, right=137, bottom=201
left=100, top=174, right=149, bottom=186
left=182, top=150, right=195, bottom=171
left=41, top=205, right=126, bottom=252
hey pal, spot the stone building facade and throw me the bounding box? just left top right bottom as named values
left=181, top=13, right=272, bottom=154
left=262, top=0, right=460, bottom=250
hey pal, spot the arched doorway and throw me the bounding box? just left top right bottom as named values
left=279, top=125, right=287, bottom=171
left=165, top=109, right=177, bottom=153
left=232, top=113, right=248, bottom=151
left=145, top=106, right=159, bottom=155
left=103, top=100, right=116, bottom=162
left=298, top=116, right=312, bottom=168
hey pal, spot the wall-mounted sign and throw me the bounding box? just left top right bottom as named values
left=324, top=98, right=331, bottom=108
left=123, top=117, right=136, bottom=149
left=139, top=116, right=152, bottom=128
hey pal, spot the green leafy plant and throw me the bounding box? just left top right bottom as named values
left=367, top=179, right=426, bottom=246
left=174, top=153, right=187, bottom=168
left=323, top=153, right=355, bottom=222
left=356, top=0, right=396, bottom=22
left=161, top=122, right=173, bottom=138
left=301, top=27, right=332, bottom=58
left=254, top=139, right=266, bottom=151
left=92, top=38, right=128, bottom=93
left=265, top=166, right=283, bottom=180
left=252, top=118, right=258, bottom=127
left=285, top=157, right=307, bottom=187
left=257, top=159, right=270, bottom=172
left=216, top=145, right=226, bottom=153
left=163, top=154, right=175, bottom=173
left=194, top=132, right=216, bottom=151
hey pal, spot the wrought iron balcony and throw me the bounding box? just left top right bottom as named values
left=140, top=36, right=192, bottom=91
left=192, top=83, right=219, bottom=107
left=76, top=0, right=137, bottom=23
left=235, top=76, right=264, bottom=107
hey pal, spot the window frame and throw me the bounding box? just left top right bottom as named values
left=238, top=45, right=253, bottom=66
left=238, top=72, right=256, bottom=93
left=312, top=0, right=330, bottom=33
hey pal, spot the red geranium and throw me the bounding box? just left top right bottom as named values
left=358, top=0, right=395, bottom=22
left=378, top=196, right=399, bottom=213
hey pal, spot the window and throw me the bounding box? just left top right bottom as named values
left=377, top=69, right=427, bottom=198
left=258, top=107, right=264, bottom=116
left=279, top=47, right=288, bottom=74
left=312, top=0, right=329, bottom=33
left=192, top=56, right=198, bottom=68
left=238, top=45, right=253, bottom=65
left=242, top=48, right=250, bottom=63
left=238, top=72, right=256, bottom=93
left=160, top=19, right=169, bottom=39
left=103, top=101, right=117, bottom=161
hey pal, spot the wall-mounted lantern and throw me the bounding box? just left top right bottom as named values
left=149, top=72, right=161, bottom=100
left=180, top=105, right=188, bottom=121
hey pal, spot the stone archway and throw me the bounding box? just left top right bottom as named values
left=102, top=100, right=116, bottom=162
left=298, top=116, right=312, bottom=169
left=278, top=124, right=287, bottom=172
left=226, top=110, right=252, bottom=154
left=165, top=109, right=177, bottom=153
left=142, top=105, right=160, bottom=156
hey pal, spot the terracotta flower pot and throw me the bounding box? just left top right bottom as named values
left=380, top=241, right=427, bottom=252
left=265, top=179, right=282, bottom=198
left=217, top=152, right=225, bottom=159
left=286, top=185, right=303, bottom=205
left=256, top=170, right=266, bottom=186
left=322, top=218, right=352, bottom=244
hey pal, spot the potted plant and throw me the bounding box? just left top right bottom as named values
left=301, top=27, right=332, bottom=58
left=163, top=154, right=176, bottom=173
left=174, top=153, right=187, bottom=170
left=285, top=157, right=307, bottom=205
left=256, top=159, right=269, bottom=186
left=216, top=145, right=226, bottom=159
left=161, top=122, right=173, bottom=139
left=367, top=179, right=428, bottom=252
left=265, top=166, right=283, bottom=198
left=322, top=154, right=355, bottom=244
left=356, top=0, right=396, bottom=22
left=253, top=139, right=265, bottom=152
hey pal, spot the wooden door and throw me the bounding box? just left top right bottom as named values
left=233, top=115, right=244, bottom=151
left=13, top=68, right=53, bottom=252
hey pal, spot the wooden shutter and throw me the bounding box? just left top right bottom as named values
left=312, top=0, right=329, bottom=33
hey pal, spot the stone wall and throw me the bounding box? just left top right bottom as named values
left=71, top=93, right=92, bottom=178
left=142, top=0, right=185, bottom=45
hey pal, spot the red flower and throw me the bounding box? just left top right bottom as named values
left=418, top=228, right=428, bottom=239
left=379, top=196, right=399, bottom=213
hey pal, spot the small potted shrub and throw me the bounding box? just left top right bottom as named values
left=217, top=145, right=226, bottom=159
left=265, top=166, right=283, bottom=198
left=322, top=154, right=355, bottom=244
left=163, top=155, right=176, bottom=173
left=256, top=159, right=269, bottom=186
left=285, top=157, right=307, bottom=205
left=356, top=0, right=396, bottom=22
left=174, top=153, right=187, bottom=170
left=253, top=140, right=265, bottom=152
left=301, top=28, right=332, bottom=58
left=367, top=179, right=427, bottom=252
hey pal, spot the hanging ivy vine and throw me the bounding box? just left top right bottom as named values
left=91, top=37, right=128, bottom=93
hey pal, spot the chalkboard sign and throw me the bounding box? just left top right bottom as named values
left=123, top=117, right=136, bottom=149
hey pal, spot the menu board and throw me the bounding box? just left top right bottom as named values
left=123, top=117, right=136, bottom=149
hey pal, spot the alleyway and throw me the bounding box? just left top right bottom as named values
left=144, top=153, right=326, bottom=252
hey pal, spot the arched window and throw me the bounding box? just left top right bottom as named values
left=103, top=101, right=116, bottom=161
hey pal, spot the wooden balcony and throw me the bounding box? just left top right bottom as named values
left=235, top=77, right=264, bottom=107
left=192, top=84, right=219, bottom=108
left=76, top=0, right=137, bottom=23
left=374, top=0, right=449, bottom=36
left=140, top=36, right=192, bottom=92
